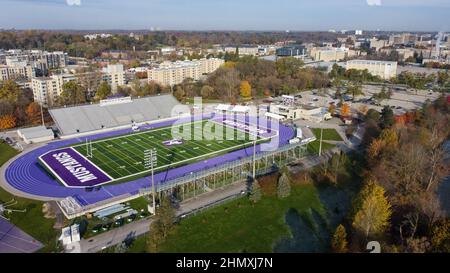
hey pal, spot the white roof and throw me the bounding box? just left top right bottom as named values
left=18, top=126, right=54, bottom=140
left=231, top=105, right=250, bottom=113
left=216, top=104, right=232, bottom=111
left=265, top=112, right=285, bottom=120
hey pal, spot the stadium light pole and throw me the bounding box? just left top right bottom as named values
left=39, top=91, right=45, bottom=127
left=252, top=139, right=257, bottom=179
left=318, top=127, right=323, bottom=157
left=144, top=148, right=157, bottom=215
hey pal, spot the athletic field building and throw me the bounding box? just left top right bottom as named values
left=3, top=94, right=313, bottom=219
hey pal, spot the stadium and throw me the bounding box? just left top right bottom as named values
left=2, top=95, right=309, bottom=219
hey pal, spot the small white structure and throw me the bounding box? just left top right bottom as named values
left=264, top=112, right=286, bottom=121
left=231, top=105, right=250, bottom=114
left=215, top=104, right=232, bottom=113
left=59, top=224, right=81, bottom=246
left=17, top=126, right=54, bottom=144
left=215, top=104, right=251, bottom=114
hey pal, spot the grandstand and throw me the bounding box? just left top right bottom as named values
left=49, top=94, right=181, bottom=136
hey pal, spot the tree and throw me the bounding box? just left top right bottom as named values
left=277, top=170, right=291, bottom=199
left=95, top=82, right=112, bottom=101
left=331, top=225, right=348, bottom=253
left=0, top=114, right=17, bottom=129
left=327, top=104, right=336, bottom=116
left=346, top=82, right=364, bottom=101
left=173, top=86, right=186, bottom=102
left=57, top=81, right=87, bottom=106
left=341, top=103, right=350, bottom=118
left=328, top=152, right=347, bottom=185
left=365, top=109, right=380, bottom=123
left=25, top=102, right=42, bottom=125
left=240, top=80, right=252, bottom=98
left=351, top=181, right=392, bottom=240
left=0, top=80, right=21, bottom=103
left=146, top=197, right=176, bottom=253
left=249, top=179, right=262, bottom=203
left=380, top=106, right=395, bottom=129
left=276, top=57, right=304, bottom=78
left=436, top=71, right=449, bottom=86
left=431, top=220, right=450, bottom=252
left=200, top=85, right=214, bottom=98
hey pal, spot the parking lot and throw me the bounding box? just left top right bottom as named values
left=291, top=84, right=441, bottom=116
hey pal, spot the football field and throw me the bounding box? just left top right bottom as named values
left=39, top=119, right=276, bottom=187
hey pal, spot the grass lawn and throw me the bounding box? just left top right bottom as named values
left=0, top=142, right=19, bottom=166
left=156, top=184, right=326, bottom=253
left=311, top=128, right=343, bottom=142
left=307, top=140, right=336, bottom=155
left=0, top=142, right=60, bottom=252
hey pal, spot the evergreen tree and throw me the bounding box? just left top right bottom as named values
left=277, top=172, right=291, bottom=199
left=249, top=179, right=262, bottom=203
left=380, top=105, right=395, bottom=129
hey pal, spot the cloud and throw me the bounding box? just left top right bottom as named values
left=66, top=0, right=81, bottom=6
left=366, top=0, right=382, bottom=6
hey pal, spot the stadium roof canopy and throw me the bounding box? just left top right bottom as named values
left=49, top=94, right=180, bottom=136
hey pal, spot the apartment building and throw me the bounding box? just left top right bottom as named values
left=389, top=33, right=417, bottom=46
left=147, top=58, right=224, bottom=86
left=224, top=45, right=260, bottom=56
left=31, top=75, right=69, bottom=107
left=0, top=61, right=34, bottom=81
left=102, top=64, right=125, bottom=91
left=369, top=38, right=389, bottom=51
left=346, top=60, right=398, bottom=79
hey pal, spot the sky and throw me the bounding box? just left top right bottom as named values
left=0, top=0, right=449, bottom=31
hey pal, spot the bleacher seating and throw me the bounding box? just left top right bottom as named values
left=49, top=94, right=180, bottom=136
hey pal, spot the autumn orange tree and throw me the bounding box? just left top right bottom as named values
left=25, top=102, right=42, bottom=125
left=341, top=103, right=350, bottom=117
left=0, top=114, right=17, bottom=130
left=240, top=80, right=252, bottom=98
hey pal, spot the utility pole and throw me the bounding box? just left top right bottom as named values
left=144, top=148, right=157, bottom=215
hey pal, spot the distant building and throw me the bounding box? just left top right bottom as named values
left=0, top=61, right=34, bottom=81
left=102, top=64, right=125, bottom=91
left=276, top=45, right=306, bottom=57
left=355, top=30, right=363, bottom=35
left=160, top=47, right=176, bottom=55
left=147, top=58, right=224, bottom=86
left=310, top=47, right=348, bottom=62
left=224, top=45, right=259, bottom=56
left=369, top=38, right=388, bottom=51
left=31, top=74, right=75, bottom=107
left=389, top=33, right=417, bottom=46
left=346, top=60, right=398, bottom=79
left=269, top=103, right=331, bottom=122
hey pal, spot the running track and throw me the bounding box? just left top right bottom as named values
left=3, top=114, right=295, bottom=206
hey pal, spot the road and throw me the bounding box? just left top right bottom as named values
left=74, top=182, right=247, bottom=253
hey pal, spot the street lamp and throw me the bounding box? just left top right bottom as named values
left=144, top=148, right=157, bottom=215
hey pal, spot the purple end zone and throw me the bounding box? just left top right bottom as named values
left=40, top=147, right=111, bottom=188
